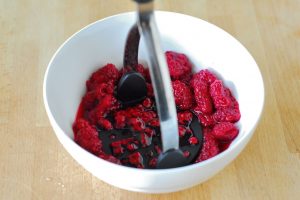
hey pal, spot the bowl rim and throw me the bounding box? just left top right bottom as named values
left=43, top=11, right=265, bottom=174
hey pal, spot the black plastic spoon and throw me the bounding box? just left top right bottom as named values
left=117, top=25, right=147, bottom=106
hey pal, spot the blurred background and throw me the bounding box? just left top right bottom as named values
left=0, top=0, right=299, bottom=199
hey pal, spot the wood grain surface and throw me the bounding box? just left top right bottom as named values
left=0, top=0, right=299, bottom=199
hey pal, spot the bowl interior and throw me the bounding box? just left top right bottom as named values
left=44, top=11, right=264, bottom=154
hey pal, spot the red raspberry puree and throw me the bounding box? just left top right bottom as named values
left=73, top=51, right=241, bottom=168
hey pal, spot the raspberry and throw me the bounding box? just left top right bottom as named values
left=146, top=83, right=154, bottom=97
left=128, top=117, right=145, bottom=131
left=112, top=145, right=124, bottom=155
left=144, top=68, right=151, bottom=82
left=97, top=118, right=113, bottom=130
left=88, top=95, right=119, bottom=124
left=94, top=82, right=115, bottom=98
left=193, top=69, right=217, bottom=85
left=98, top=152, right=121, bottom=164
left=140, top=111, right=156, bottom=124
left=189, top=137, right=198, bottom=145
left=144, top=128, right=155, bottom=137
left=148, top=118, right=160, bottom=127
left=172, top=80, right=194, bottom=110
left=82, top=82, right=115, bottom=110
left=180, top=73, right=192, bottom=84
left=97, top=94, right=119, bottom=113
left=142, top=98, right=153, bottom=108
left=166, top=51, right=192, bottom=80
left=212, top=122, right=238, bottom=142
left=86, top=64, right=119, bottom=91
left=135, top=64, right=148, bottom=80
left=193, top=97, right=213, bottom=114
left=178, top=126, right=187, bottom=137
left=213, top=108, right=241, bottom=123
left=126, top=143, right=138, bottom=151
left=74, top=123, right=102, bottom=155
left=195, top=128, right=219, bottom=162
left=155, top=145, right=161, bottom=154
left=149, top=158, right=157, bottom=167
left=191, top=77, right=213, bottom=114
left=126, top=105, right=144, bottom=118
left=218, top=142, right=231, bottom=152
left=177, top=111, right=193, bottom=125
left=183, top=151, right=190, bottom=158
left=140, top=133, right=151, bottom=147
left=196, top=113, right=215, bottom=127
left=224, top=88, right=239, bottom=109
left=128, top=152, right=144, bottom=168
left=82, top=91, right=97, bottom=110
left=114, top=111, right=126, bottom=129
left=73, top=118, right=91, bottom=134
left=210, top=80, right=231, bottom=109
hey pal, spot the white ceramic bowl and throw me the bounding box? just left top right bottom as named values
left=43, top=11, right=264, bottom=193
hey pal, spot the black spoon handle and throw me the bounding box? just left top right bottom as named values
left=123, top=24, right=140, bottom=71
left=133, top=0, right=153, bottom=3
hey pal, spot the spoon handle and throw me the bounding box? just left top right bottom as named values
left=136, top=1, right=179, bottom=152
left=123, top=25, right=140, bottom=71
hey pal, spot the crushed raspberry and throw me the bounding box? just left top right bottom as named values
left=86, top=64, right=119, bottom=91
left=82, top=91, right=97, bottom=110
left=189, top=137, right=199, bottom=145
left=178, top=126, right=187, bottom=137
left=142, top=97, right=153, bottom=108
left=212, top=122, right=239, bottom=142
left=97, top=118, right=113, bottom=130
left=140, top=111, right=156, bottom=124
left=88, top=94, right=119, bottom=125
left=127, top=143, right=138, bottom=151
left=155, top=145, right=162, bottom=154
left=183, top=151, right=190, bottom=158
left=135, top=64, right=147, bottom=79
left=98, top=152, right=121, bottom=164
left=144, top=68, right=151, bottom=82
left=146, top=83, right=154, bottom=97
left=166, top=51, right=192, bottom=80
left=128, top=117, right=145, bottom=131
left=128, top=152, right=144, bottom=168
left=74, top=52, right=240, bottom=168
left=148, top=118, right=160, bottom=127
left=172, top=80, right=194, bottom=110
left=144, top=128, right=155, bottom=137
left=140, top=133, right=152, bottom=147
left=114, top=111, right=126, bottom=129
left=177, top=111, right=193, bottom=125
left=112, top=145, right=124, bottom=155
left=149, top=158, right=157, bottom=167
left=73, top=118, right=91, bottom=134
left=74, top=123, right=102, bottom=155
left=196, top=128, right=219, bottom=162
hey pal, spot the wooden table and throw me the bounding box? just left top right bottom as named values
left=1, top=0, right=299, bottom=199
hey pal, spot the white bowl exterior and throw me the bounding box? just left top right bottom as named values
left=44, top=12, right=264, bottom=193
